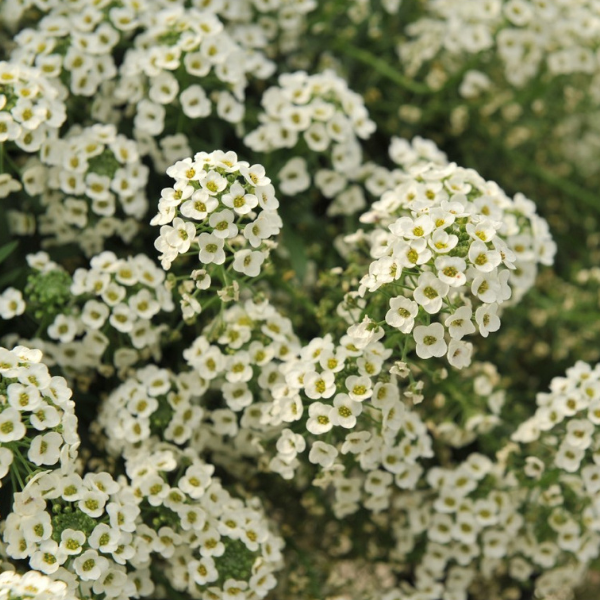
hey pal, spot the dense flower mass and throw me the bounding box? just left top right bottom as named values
left=400, top=0, right=600, bottom=86
left=152, top=151, right=281, bottom=279
left=31, top=124, right=149, bottom=255
left=1, top=1, right=600, bottom=598
left=0, top=345, right=79, bottom=488
left=0, top=61, right=66, bottom=153
left=345, top=154, right=556, bottom=369
left=0, top=570, right=79, bottom=600
left=2, top=251, right=174, bottom=375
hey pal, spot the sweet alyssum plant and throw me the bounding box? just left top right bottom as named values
left=0, top=1, right=599, bottom=600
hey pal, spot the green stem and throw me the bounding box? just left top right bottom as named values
left=332, top=43, right=432, bottom=95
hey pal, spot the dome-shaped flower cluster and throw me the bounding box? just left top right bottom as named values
left=34, top=124, right=149, bottom=255
left=400, top=0, right=600, bottom=87
left=152, top=150, right=282, bottom=278
left=0, top=60, right=66, bottom=159
left=7, top=252, right=174, bottom=374
left=245, top=69, right=376, bottom=202
left=123, top=442, right=283, bottom=599
left=114, top=5, right=274, bottom=154
left=98, top=365, right=206, bottom=456
left=351, top=159, right=556, bottom=368
left=0, top=345, right=79, bottom=487
left=10, top=2, right=140, bottom=99
left=3, top=469, right=154, bottom=598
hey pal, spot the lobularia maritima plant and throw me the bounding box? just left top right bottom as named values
left=0, top=1, right=599, bottom=599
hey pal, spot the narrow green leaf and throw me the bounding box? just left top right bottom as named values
left=0, top=240, right=18, bottom=265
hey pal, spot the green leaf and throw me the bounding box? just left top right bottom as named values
left=0, top=240, right=18, bottom=265
left=0, top=269, right=20, bottom=289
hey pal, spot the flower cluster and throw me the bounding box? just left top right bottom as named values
left=245, top=69, right=375, bottom=202
left=10, top=1, right=137, bottom=100
left=0, top=345, right=79, bottom=488
left=28, top=124, right=149, bottom=255
left=0, top=60, right=66, bottom=159
left=513, top=360, right=600, bottom=472
left=123, top=442, right=283, bottom=599
left=3, top=469, right=154, bottom=599
left=400, top=0, right=600, bottom=87
left=349, top=158, right=556, bottom=368
left=111, top=5, right=274, bottom=168
left=152, top=151, right=281, bottom=280
left=0, top=570, right=78, bottom=600
left=385, top=455, right=526, bottom=600
left=503, top=361, right=600, bottom=597
left=7, top=251, right=174, bottom=375
left=182, top=298, right=301, bottom=467
left=98, top=364, right=206, bottom=456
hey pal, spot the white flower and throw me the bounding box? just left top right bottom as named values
left=28, top=431, right=63, bottom=466
left=330, top=393, right=363, bottom=428
left=0, top=114, right=21, bottom=143
left=232, top=250, right=266, bottom=277
left=468, top=240, right=502, bottom=273
left=201, top=171, right=228, bottom=195
left=475, top=303, right=501, bottom=337
left=0, top=173, right=21, bottom=198
left=162, top=217, right=196, bottom=253
left=60, top=529, right=86, bottom=555
left=0, top=288, right=25, bottom=319
left=209, top=209, right=238, bottom=239
left=428, top=228, right=459, bottom=254
left=344, top=375, right=373, bottom=402
left=565, top=419, right=594, bottom=449
left=276, top=429, right=306, bottom=460
left=243, top=213, right=280, bottom=248
left=390, top=215, right=434, bottom=239
left=240, top=163, right=270, bottom=187
left=0, top=408, right=26, bottom=442
left=306, top=402, right=334, bottom=435
left=385, top=296, right=418, bottom=333
left=109, top=304, right=136, bottom=333
left=47, top=314, right=79, bottom=343
left=471, top=272, right=501, bottom=303
left=308, top=441, right=338, bottom=468
left=198, top=233, right=226, bottom=265
left=7, top=383, right=41, bottom=412
left=180, top=85, right=211, bottom=118
left=30, top=540, right=67, bottom=574
left=180, top=191, right=218, bottom=220
left=78, top=490, right=107, bottom=518
left=304, top=370, right=336, bottom=400
left=346, top=316, right=384, bottom=349
left=81, top=300, right=110, bottom=330
left=413, top=272, right=449, bottom=315
left=413, top=323, right=447, bottom=359
left=447, top=340, right=473, bottom=369
left=445, top=306, right=476, bottom=340
left=554, top=443, right=585, bottom=473
left=73, top=549, right=109, bottom=581
left=435, top=255, right=467, bottom=287
left=189, top=556, right=219, bottom=585
left=278, top=157, right=311, bottom=195
left=134, top=99, right=165, bottom=135
left=222, top=182, right=258, bottom=215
